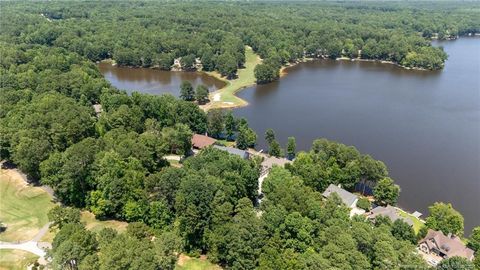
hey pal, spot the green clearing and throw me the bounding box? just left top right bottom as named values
left=397, top=209, right=425, bottom=234
left=81, top=211, right=128, bottom=233
left=0, top=249, right=39, bottom=270
left=176, top=255, right=222, bottom=270
left=205, top=46, right=261, bottom=109
left=0, top=169, right=54, bottom=242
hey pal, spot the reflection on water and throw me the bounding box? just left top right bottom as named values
left=98, top=62, right=226, bottom=96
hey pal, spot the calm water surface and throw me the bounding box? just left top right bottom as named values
left=98, top=62, right=225, bottom=96
left=235, top=37, right=480, bottom=232
left=99, top=38, right=479, bottom=233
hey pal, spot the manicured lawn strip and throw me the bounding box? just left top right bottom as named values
left=0, top=249, right=39, bottom=270
left=0, top=169, right=54, bottom=242
left=206, top=46, right=261, bottom=109
left=397, top=208, right=425, bottom=234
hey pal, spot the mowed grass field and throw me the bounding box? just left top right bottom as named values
left=176, top=255, right=222, bottom=270
left=0, top=169, right=54, bottom=242
left=0, top=250, right=38, bottom=270
left=205, top=46, right=261, bottom=109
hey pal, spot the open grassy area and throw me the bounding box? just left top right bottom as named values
left=0, top=249, right=38, bottom=270
left=0, top=169, right=55, bottom=242
left=176, top=255, right=222, bottom=270
left=81, top=211, right=128, bottom=233
left=397, top=208, right=425, bottom=234
left=204, top=46, right=261, bottom=109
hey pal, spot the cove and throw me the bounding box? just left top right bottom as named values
left=98, top=62, right=226, bottom=96
left=234, top=37, right=480, bottom=232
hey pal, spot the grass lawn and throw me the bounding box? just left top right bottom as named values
left=205, top=46, right=261, bottom=109
left=81, top=211, right=128, bottom=233
left=397, top=209, right=425, bottom=234
left=214, top=140, right=236, bottom=147
left=0, top=249, right=39, bottom=270
left=176, top=255, right=222, bottom=270
left=0, top=169, right=55, bottom=242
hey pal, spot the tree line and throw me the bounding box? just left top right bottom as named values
left=1, top=1, right=479, bottom=85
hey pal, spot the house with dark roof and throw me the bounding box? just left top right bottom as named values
left=366, top=205, right=414, bottom=226
left=418, top=229, right=474, bottom=265
left=191, top=134, right=217, bottom=150
left=213, top=145, right=250, bottom=159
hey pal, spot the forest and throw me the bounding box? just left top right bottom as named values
left=1, top=1, right=480, bottom=84
left=1, top=1, right=480, bottom=270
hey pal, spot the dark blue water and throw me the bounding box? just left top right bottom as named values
left=235, top=37, right=480, bottom=233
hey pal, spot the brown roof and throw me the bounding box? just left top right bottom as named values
left=192, top=134, right=216, bottom=149
left=420, top=229, right=474, bottom=260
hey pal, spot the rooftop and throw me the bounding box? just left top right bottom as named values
left=213, top=145, right=249, bottom=159
left=367, top=205, right=414, bottom=226
left=322, top=184, right=358, bottom=207
left=192, top=134, right=217, bottom=149
left=420, top=229, right=474, bottom=260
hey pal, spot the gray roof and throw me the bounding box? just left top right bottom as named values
left=213, top=145, right=249, bottom=159
left=367, top=205, right=414, bottom=226
left=322, top=184, right=358, bottom=207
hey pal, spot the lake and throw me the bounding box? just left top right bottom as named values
left=98, top=62, right=225, bottom=96
left=99, top=38, right=479, bottom=233
left=235, top=37, right=480, bottom=232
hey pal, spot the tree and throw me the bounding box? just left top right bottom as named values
left=216, top=53, right=237, bottom=79
left=265, top=129, right=276, bottom=145
left=180, top=81, right=194, bottom=101
left=468, top=226, right=480, bottom=252
left=236, top=126, right=257, bottom=150
left=436, top=256, right=475, bottom=270
left=225, top=111, right=236, bottom=141
left=195, top=85, right=209, bottom=104
left=373, top=177, right=400, bottom=206
left=50, top=223, right=98, bottom=270
left=425, top=202, right=464, bottom=236
left=356, top=197, right=371, bottom=211
left=181, top=54, right=196, bottom=71
left=269, top=140, right=283, bottom=157
left=207, top=109, right=225, bottom=138
left=391, top=219, right=416, bottom=244
left=175, top=173, right=219, bottom=252
left=254, top=63, right=279, bottom=84
left=161, top=123, right=193, bottom=156
left=286, top=137, right=296, bottom=160
left=48, top=206, right=81, bottom=229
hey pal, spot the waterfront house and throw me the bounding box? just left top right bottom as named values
left=418, top=229, right=474, bottom=266
left=366, top=205, right=414, bottom=226
left=191, top=134, right=217, bottom=150
left=213, top=145, right=249, bottom=159
left=322, top=184, right=365, bottom=217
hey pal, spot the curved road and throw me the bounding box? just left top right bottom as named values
left=0, top=222, right=51, bottom=258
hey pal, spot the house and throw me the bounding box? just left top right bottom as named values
left=322, top=184, right=365, bottom=217
left=418, top=229, right=474, bottom=265
left=366, top=205, right=414, bottom=226
left=322, top=184, right=358, bottom=208
left=191, top=134, right=217, bottom=150
left=213, top=145, right=249, bottom=159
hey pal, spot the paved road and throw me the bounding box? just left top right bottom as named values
left=0, top=222, right=51, bottom=258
